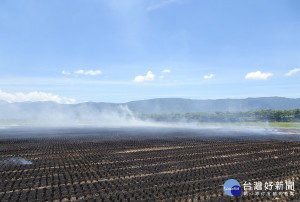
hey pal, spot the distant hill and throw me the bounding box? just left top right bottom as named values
left=127, top=97, right=300, bottom=113
left=0, top=97, right=300, bottom=115
left=0, top=96, right=300, bottom=125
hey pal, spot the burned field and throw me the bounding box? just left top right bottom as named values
left=0, top=127, right=300, bottom=201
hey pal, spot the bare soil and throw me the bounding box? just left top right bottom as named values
left=0, top=127, right=299, bottom=201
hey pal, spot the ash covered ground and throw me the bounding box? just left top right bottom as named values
left=0, top=127, right=299, bottom=201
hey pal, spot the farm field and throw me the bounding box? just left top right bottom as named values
left=0, top=127, right=299, bottom=201
left=187, top=122, right=300, bottom=129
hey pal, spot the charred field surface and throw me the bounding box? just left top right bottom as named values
left=0, top=127, right=300, bottom=201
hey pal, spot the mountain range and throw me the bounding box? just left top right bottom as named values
left=0, top=97, right=299, bottom=124
left=0, top=97, right=299, bottom=116
left=126, top=97, right=300, bottom=113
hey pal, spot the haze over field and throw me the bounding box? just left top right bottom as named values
left=0, top=97, right=299, bottom=128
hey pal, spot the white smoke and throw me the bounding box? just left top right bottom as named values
left=0, top=102, right=158, bottom=127
left=0, top=157, right=32, bottom=165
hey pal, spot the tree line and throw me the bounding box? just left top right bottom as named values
left=138, top=109, right=300, bottom=122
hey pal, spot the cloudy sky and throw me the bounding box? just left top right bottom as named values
left=0, top=0, right=300, bottom=103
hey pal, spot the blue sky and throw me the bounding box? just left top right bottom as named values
left=0, top=0, right=300, bottom=103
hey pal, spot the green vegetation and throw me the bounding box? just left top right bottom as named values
left=190, top=122, right=299, bottom=129
left=138, top=109, right=300, bottom=123
left=268, top=122, right=300, bottom=128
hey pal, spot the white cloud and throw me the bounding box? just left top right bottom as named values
left=203, top=74, right=214, bottom=79
left=162, top=69, right=171, bottom=73
left=147, top=0, right=179, bottom=11
left=75, top=69, right=102, bottom=76
left=245, top=71, right=273, bottom=80
left=133, top=71, right=155, bottom=82
left=159, top=75, right=164, bottom=79
left=62, top=70, right=71, bottom=75
left=0, top=89, right=75, bottom=104
left=285, top=68, right=300, bottom=76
